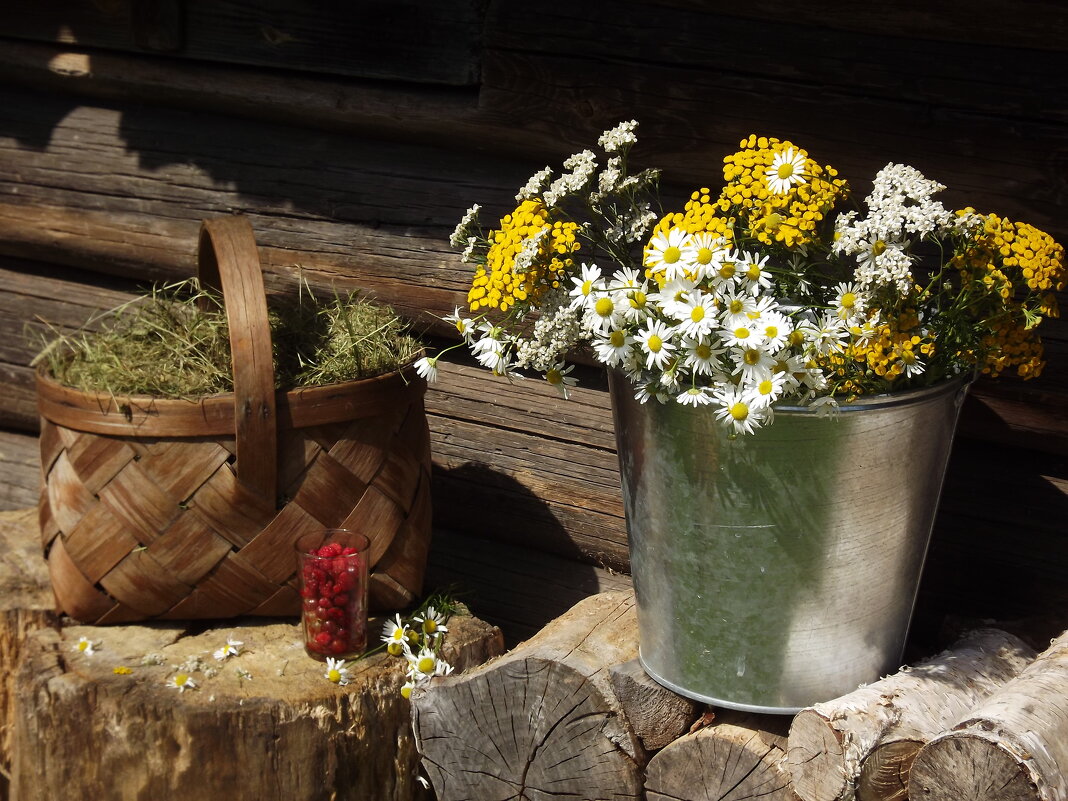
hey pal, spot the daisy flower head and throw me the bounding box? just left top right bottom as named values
left=593, top=328, right=636, bottom=368
left=644, top=226, right=691, bottom=281
left=586, top=289, right=623, bottom=333
left=406, top=646, right=441, bottom=681
left=414, top=606, right=449, bottom=638
left=673, top=290, right=719, bottom=339
left=677, top=386, right=714, bottom=407
left=722, top=321, right=763, bottom=349
left=444, top=307, right=477, bottom=340
left=73, top=636, right=97, bottom=656
left=709, top=250, right=742, bottom=291
left=713, top=384, right=768, bottom=436
left=545, top=362, right=578, bottom=399
left=213, top=636, right=243, bottom=661
left=325, top=657, right=350, bottom=686
left=745, top=372, right=787, bottom=409
left=732, top=343, right=777, bottom=384
left=413, top=356, right=439, bottom=383
left=765, top=147, right=808, bottom=194
left=381, top=613, right=410, bottom=656
left=568, top=263, right=605, bottom=310
left=167, top=673, right=196, bottom=693
left=739, top=251, right=773, bottom=295
left=719, top=290, right=759, bottom=330
left=682, top=335, right=725, bottom=376
left=634, top=380, right=671, bottom=405
left=636, top=319, right=678, bottom=370
left=649, top=276, right=697, bottom=319
left=680, top=233, right=728, bottom=281
left=757, top=310, right=793, bottom=351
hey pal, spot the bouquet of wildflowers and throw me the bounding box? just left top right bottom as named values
left=419, top=122, right=1065, bottom=435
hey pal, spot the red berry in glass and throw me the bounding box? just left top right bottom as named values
left=296, top=533, right=367, bottom=661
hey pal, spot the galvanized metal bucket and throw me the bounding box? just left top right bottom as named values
left=609, top=373, right=969, bottom=713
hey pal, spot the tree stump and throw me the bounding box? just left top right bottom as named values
left=410, top=589, right=645, bottom=800
left=11, top=609, right=504, bottom=801
left=786, top=628, right=1035, bottom=801
left=645, top=710, right=799, bottom=801
left=909, top=629, right=1068, bottom=801
left=0, top=508, right=58, bottom=801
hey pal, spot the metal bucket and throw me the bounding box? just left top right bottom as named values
left=609, top=373, right=969, bottom=713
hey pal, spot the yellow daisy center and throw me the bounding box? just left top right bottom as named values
left=758, top=379, right=774, bottom=395
left=610, top=330, right=626, bottom=347
left=581, top=279, right=593, bottom=295
left=629, top=291, right=647, bottom=309
left=729, top=402, right=749, bottom=421
left=733, top=327, right=750, bottom=340
left=695, top=343, right=712, bottom=360
left=871, top=240, right=887, bottom=257
left=175, top=673, right=189, bottom=686
left=546, top=368, right=563, bottom=385
left=696, top=247, right=715, bottom=265
left=841, top=292, right=856, bottom=309
left=663, top=246, right=682, bottom=264
left=328, top=669, right=342, bottom=682
left=719, top=263, right=736, bottom=279
left=690, top=306, right=706, bottom=323
left=765, top=325, right=779, bottom=338
left=777, top=163, right=795, bottom=179
left=746, top=264, right=763, bottom=280
left=417, top=656, right=436, bottom=674
left=743, top=349, right=762, bottom=366
left=729, top=299, right=744, bottom=314
left=423, top=619, right=438, bottom=634
left=595, top=297, right=614, bottom=317
left=647, top=335, right=663, bottom=353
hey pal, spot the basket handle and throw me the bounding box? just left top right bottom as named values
left=197, top=215, right=278, bottom=510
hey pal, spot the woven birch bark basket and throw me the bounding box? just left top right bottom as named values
left=36, top=215, right=432, bottom=624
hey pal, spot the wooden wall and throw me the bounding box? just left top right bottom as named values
left=1, top=1, right=1066, bottom=643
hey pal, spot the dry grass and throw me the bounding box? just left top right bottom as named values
left=34, top=279, right=422, bottom=398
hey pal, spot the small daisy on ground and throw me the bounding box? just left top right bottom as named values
left=324, top=657, right=350, bottom=686
left=73, top=636, right=97, bottom=656
left=414, top=606, right=450, bottom=639
left=213, top=636, right=243, bottom=661
left=167, top=673, right=196, bottom=693
left=381, top=614, right=410, bottom=656
left=765, top=148, right=808, bottom=194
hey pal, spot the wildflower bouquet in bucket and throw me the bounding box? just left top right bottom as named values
left=422, top=122, right=1065, bottom=434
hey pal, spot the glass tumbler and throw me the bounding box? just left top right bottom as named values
left=295, top=529, right=370, bottom=661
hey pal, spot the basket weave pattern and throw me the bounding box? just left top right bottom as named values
left=38, top=216, right=432, bottom=623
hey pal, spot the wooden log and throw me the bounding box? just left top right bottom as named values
left=786, top=628, right=1037, bottom=801
left=0, top=508, right=57, bottom=801
left=10, top=608, right=504, bottom=801
left=410, top=589, right=645, bottom=800
left=909, top=629, right=1068, bottom=801
left=608, top=658, right=700, bottom=751
left=645, top=710, right=799, bottom=801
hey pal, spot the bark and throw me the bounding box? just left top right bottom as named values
left=410, top=589, right=645, bottom=801
left=786, top=628, right=1036, bottom=801
left=909, top=628, right=1068, bottom=801
left=609, top=658, right=700, bottom=751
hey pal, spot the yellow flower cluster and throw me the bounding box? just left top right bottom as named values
left=823, top=314, right=935, bottom=389
left=467, top=199, right=580, bottom=312
left=644, top=189, right=735, bottom=284
left=718, top=135, right=848, bottom=248
left=951, top=209, right=1065, bottom=378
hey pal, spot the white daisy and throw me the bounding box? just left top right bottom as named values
left=414, top=356, right=439, bottom=383
left=739, top=252, right=773, bottom=294
left=713, top=384, right=768, bottom=435
left=586, top=290, right=623, bottom=333
left=593, top=328, right=637, bottom=368
left=568, top=263, right=604, bottom=310
left=681, top=336, right=724, bottom=376
left=444, top=307, right=477, bottom=340
left=745, top=373, right=787, bottom=409
left=325, top=657, right=350, bottom=686
left=721, top=322, right=763, bottom=349
left=708, top=250, right=742, bottom=291
left=167, top=673, right=196, bottom=693
left=719, top=290, right=759, bottom=330
left=897, top=349, right=926, bottom=378
left=406, top=646, right=441, bottom=682
left=757, top=311, right=793, bottom=351
left=832, top=282, right=867, bottom=322
left=414, top=606, right=449, bottom=638
left=381, top=613, right=410, bottom=656
left=732, top=344, right=777, bottom=384
left=636, top=320, right=678, bottom=370
left=213, top=636, right=243, bottom=661
left=765, top=148, right=808, bottom=194
left=680, top=233, right=728, bottom=281
left=73, top=636, right=97, bottom=656
left=677, top=386, right=714, bottom=407
left=649, top=276, right=697, bottom=320
left=673, top=290, right=719, bottom=339
left=545, top=363, right=578, bottom=399
left=634, top=380, right=671, bottom=404
left=643, top=227, right=691, bottom=280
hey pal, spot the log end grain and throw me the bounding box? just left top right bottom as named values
left=787, top=708, right=847, bottom=801
left=910, top=733, right=1041, bottom=801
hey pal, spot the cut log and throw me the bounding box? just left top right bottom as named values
left=645, top=710, right=799, bottom=801
left=10, top=609, right=504, bottom=801
left=609, top=658, right=700, bottom=751
left=410, top=589, right=645, bottom=800
left=909, top=629, right=1068, bottom=801
left=0, top=508, right=57, bottom=801
left=786, top=628, right=1036, bottom=801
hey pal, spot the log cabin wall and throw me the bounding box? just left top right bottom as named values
left=0, top=1, right=1065, bottom=645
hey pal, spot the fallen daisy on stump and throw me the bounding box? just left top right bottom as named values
left=72, top=636, right=97, bottom=656
left=213, top=636, right=243, bottom=661
left=167, top=673, right=196, bottom=693
left=324, top=657, right=350, bottom=686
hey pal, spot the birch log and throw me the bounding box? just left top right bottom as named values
left=10, top=610, right=504, bottom=801
left=787, top=628, right=1036, bottom=801
left=909, top=629, right=1068, bottom=801
left=646, top=711, right=799, bottom=801
left=410, top=589, right=645, bottom=800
